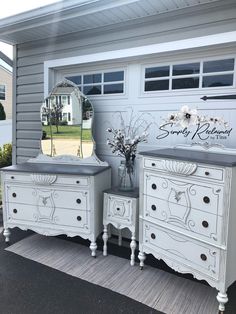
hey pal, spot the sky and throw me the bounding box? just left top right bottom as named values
left=0, top=0, right=61, bottom=59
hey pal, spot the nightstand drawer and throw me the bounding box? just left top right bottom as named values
left=144, top=195, right=223, bottom=245
left=142, top=221, right=221, bottom=280
left=144, top=157, right=224, bottom=182
left=144, top=172, right=223, bottom=215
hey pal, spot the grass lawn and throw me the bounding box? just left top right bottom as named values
left=43, top=125, right=92, bottom=141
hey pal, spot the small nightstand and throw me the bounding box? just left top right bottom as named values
left=102, top=188, right=139, bottom=266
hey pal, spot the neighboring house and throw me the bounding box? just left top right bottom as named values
left=0, top=0, right=235, bottom=164
left=0, top=51, right=12, bottom=119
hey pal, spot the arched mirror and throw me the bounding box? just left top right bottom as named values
left=41, top=79, right=94, bottom=159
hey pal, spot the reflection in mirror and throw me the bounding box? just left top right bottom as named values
left=41, top=80, right=94, bottom=158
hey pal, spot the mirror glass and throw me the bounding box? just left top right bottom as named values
left=41, top=80, right=94, bottom=158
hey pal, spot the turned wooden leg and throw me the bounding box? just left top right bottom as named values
left=103, top=225, right=108, bottom=256
left=89, top=241, right=97, bottom=257
left=3, top=228, right=11, bottom=243
left=217, top=291, right=228, bottom=313
left=138, top=251, right=146, bottom=270
left=130, top=232, right=136, bottom=266
left=118, top=229, right=122, bottom=246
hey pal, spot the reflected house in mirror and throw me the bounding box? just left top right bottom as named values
left=41, top=79, right=93, bottom=159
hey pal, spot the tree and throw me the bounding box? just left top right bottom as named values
left=0, top=102, right=6, bottom=120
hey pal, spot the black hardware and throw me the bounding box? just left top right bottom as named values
left=76, top=180, right=80, bottom=184
left=76, top=198, right=81, bottom=204
left=77, top=216, right=82, bottom=221
left=200, top=254, right=207, bottom=261
left=205, top=171, right=210, bottom=176
left=202, top=220, right=209, bottom=228
left=201, top=94, right=236, bottom=101
left=151, top=163, right=156, bottom=167
left=11, top=176, right=14, bottom=179
left=151, top=205, right=156, bottom=211
left=12, top=193, right=16, bottom=198
left=13, top=208, right=17, bottom=214
left=203, top=196, right=210, bottom=204
left=151, top=233, right=156, bottom=240
left=152, top=184, right=157, bottom=190
left=116, top=208, right=120, bottom=211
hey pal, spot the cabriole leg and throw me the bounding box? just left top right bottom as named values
left=217, top=291, right=228, bottom=313
left=3, top=228, right=11, bottom=243
left=103, top=225, right=108, bottom=256
left=138, top=251, right=146, bottom=270
left=90, top=241, right=97, bottom=257
left=130, top=232, right=136, bottom=266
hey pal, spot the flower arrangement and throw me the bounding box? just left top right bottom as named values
left=162, top=105, right=228, bottom=128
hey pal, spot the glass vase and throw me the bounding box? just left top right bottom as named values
left=118, top=159, right=135, bottom=192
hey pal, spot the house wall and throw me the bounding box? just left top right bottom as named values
left=0, top=66, right=12, bottom=119
left=15, top=2, right=236, bottom=171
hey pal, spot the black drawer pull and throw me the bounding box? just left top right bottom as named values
left=13, top=208, right=17, bottom=214
left=151, top=163, right=156, bottom=167
left=11, top=176, right=15, bottom=179
left=203, top=196, right=210, bottom=204
left=205, top=171, right=210, bottom=176
left=77, top=216, right=82, bottom=221
left=202, top=220, right=209, bottom=228
left=116, top=207, right=120, bottom=211
left=151, top=204, right=156, bottom=211
left=76, top=180, right=80, bottom=184
left=12, top=193, right=17, bottom=198
left=76, top=199, right=81, bottom=204
left=200, top=254, right=207, bottom=261
left=151, top=233, right=156, bottom=240
left=151, top=183, right=157, bottom=190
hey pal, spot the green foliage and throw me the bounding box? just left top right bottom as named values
left=0, top=103, right=6, bottom=120
left=0, top=144, right=12, bottom=168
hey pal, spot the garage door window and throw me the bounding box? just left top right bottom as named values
left=66, top=70, right=125, bottom=96
left=0, top=85, right=5, bottom=100
left=144, top=58, right=235, bottom=92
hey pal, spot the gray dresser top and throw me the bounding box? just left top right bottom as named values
left=1, top=162, right=111, bottom=176
left=140, top=148, right=236, bottom=167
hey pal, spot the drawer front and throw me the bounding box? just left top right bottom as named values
left=6, top=185, right=89, bottom=211
left=4, top=172, right=90, bottom=187
left=104, top=194, right=134, bottom=226
left=142, top=221, right=220, bottom=280
left=144, top=157, right=224, bottom=182
left=7, top=203, right=91, bottom=233
left=144, top=172, right=223, bottom=215
left=144, top=195, right=222, bottom=244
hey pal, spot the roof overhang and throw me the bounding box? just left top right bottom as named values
left=0, top=0, right=225, bottom=45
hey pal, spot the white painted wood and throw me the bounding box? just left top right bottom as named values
left=103, top=191, right=139, bottom=265
left=1, top=166, right=111, bottom=256
left=138, top=146, right=236, bottom=312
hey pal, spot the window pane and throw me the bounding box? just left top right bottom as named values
left=83, top=85, right=101, bottom=95
left=84, top=73, right=101, bottom=84
left=104, top=83, right=123, bottom=94
left=173, top=63, right=200, bottom=76
left=172, top=77, right=199, bottom=89
left=202, top=74, right=233, bottom=88
left=104, top=71, right=124, bottom=82
left=66, top=76, right=81, bottom=85
left=145, top=66, right=169, bottom=78
left=145, top=80, right=169, bottom=91
left=0, top=85, right=5, bottom=92
left=203, top=59, right=234, bottom=73
left=0, top=93, right=5, bottom=100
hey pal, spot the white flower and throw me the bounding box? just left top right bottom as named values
left=178, top=105, right=198, bottom=128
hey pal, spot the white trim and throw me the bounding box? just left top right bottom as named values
left=44, top=31, right=236, bottom=97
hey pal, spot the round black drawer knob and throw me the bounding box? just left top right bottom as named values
left=151, top=163, right=156, bottom=167
left=11, top=176, right=15, bottom=179
left=202, top=220, right=209, bottom=228
left=12, top=193, right=17, bottom=198
left=200, top=254, right=207, bottom=261
left=76, top=180, right=80, bottom=184
left=77, top=216, right=82, bottom=221
left=203, top=196, right=210, bottom=204
left=151, top=233, right=156, bottom=240
left=205, top=171, right=210, bottom=176
left=13, top=208, right=17, bottom=214
left=116, top=207, right=120, bottom=211
left=151, top=205, right=156, bottom=211
left=151, top=184, right=157, bottom=190
left=76, top=199, right=81, bottom=204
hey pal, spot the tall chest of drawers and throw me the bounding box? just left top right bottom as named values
left=138, top=147, right=236, bottom=313
left=1, top=162, right=111, bottom=256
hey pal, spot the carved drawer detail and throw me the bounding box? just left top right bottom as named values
left=31, top=173, right=57, bottom=185
left=162, top=159, right=197, bottom=176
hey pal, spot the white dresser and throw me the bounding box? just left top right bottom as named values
left=138, top=147, right=236, bottom=313
left=1, top=162, right=111, bottom=256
